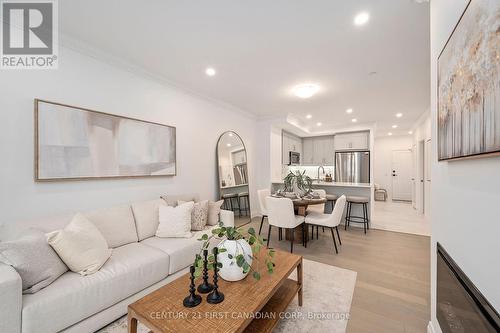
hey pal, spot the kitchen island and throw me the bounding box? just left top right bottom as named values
left=271, top=181, right=373, bottom=222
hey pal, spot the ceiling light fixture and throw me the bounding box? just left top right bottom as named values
left=396, top=113, right=403, bottom=118
left=388, top=132, right=393, bottom=136
left=351, top=118, right=358, bottom=123
left=228, top=133, right=233, bottom=137
left=408, top=131, right=413, bottom=134
left=392, top=125, right=398, bottom=128
left=205, top=67, right=216, bottom=76
left=292, top=83, right=320, bottom=99
left=226, top=143, right=231, bottom=147
left=306, top=114, right=312, bottom=119
left=354, top=12, right=370, bottom=26
left=316, top=122, right=322, bottom=127
left=346, top=108, right=353, bottom=114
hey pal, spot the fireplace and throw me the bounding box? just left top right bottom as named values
left=437, top=243, right=499, bottom=332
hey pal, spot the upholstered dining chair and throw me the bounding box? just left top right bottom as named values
left=265, top=197, right=305, bottom=253
left=257, top=189, right=271, bottom=235
left=306, top=189, right=326, bottom=238
left=305, top=195, right=346, bottom=254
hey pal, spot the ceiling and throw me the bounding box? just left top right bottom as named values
left=59, top=0, right=430, bottom=136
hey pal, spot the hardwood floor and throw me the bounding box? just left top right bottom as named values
left=245, top=217, right=430, bottom=333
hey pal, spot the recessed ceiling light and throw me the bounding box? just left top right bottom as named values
left=346, top=108, right=353, bottom=114
left=392, top=125, right=398, bottom=128
left=228, top=133, right=233, bottom=137
left=316, top=122, right=322, bottom=127
left=396, top=113, right=403, bottom=118
left=205, top=67, right=216, bottom=76
left=408, top=131, right=413, bottom=134
left=388, top=132, right=393, bottom=136
left=292, top=83, right=320, bottom=99
left=306, top=114, right=312, bottom=119
left=226, top=143, right=231, bottom=147
left=354, top=12, right=370, bottom=26
left=351, top=118, right=358, bottom=123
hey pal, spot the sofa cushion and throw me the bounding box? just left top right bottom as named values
left=84, top=205, right=138, bottom=248
left=21, top=243, right=169, bottom=333
left=131, top=199, right=166, bottom=241
left=141, top=226, right=217, bottom=274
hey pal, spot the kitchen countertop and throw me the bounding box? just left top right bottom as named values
left=272, top=181, right=372, bottom=188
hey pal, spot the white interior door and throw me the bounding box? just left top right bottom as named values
left=391, top=150, right=413, bottom=201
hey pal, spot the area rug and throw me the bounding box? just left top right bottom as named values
left=97, top=259, right=357, bottom=333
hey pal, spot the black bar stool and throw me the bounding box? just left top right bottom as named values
left=238, top=192, right=250, bottom=217
left=345, top=196, right=369, bottom=234
left=326, top=194, right=339, bottom=213
left=222, top=193, right=239, bottom=215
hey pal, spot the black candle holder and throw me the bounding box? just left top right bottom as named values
left=197, top=249, right=214, bottom=294
left=183, top=265, right=202, bottom=308
left=207, top=247, right=224, bottom=304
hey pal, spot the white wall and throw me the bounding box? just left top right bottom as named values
left=0, top=46, right=258, bottom=226
left=373, top=135, right=413, bottom=200
left=430, top=1, right=500, bottom=332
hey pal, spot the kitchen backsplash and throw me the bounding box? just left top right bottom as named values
left=284, top=165, right=334, bottom=180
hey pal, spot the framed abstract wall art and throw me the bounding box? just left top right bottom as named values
left=35, top=99, right=176, bottom=181
left=437, top=0, right=500, bottom=161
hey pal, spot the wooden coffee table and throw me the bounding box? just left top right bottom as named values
left=128, top=249, right=302, bottom=333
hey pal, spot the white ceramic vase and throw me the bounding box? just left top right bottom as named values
left=217, top=239, right=253, bottom=281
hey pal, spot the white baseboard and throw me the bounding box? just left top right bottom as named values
left=427, top=321, right=436, bottom=333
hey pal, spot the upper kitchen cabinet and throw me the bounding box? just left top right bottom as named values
left=302, top=135, right=334, bottom=166
left=334, top=132, right=369, bottom=151
left=282, top=130, right=302, bottom=165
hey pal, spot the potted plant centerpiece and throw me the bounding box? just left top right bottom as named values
left=194, top=225, right=275, bottom=282
left=283, top=170, right=313, bottom=197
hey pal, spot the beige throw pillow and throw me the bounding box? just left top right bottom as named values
left=156, top=201, right=194, bottom=238
left=178, top=200, right=209, bottom=231
left=47, top=213, right=112, bottom=276
left=207, top=200, right=224, bottom=226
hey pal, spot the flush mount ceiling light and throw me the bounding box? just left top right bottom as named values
left=392, top=125, right=398, bottom=128
left=346, top=108, right=353, bottom=114
left=316, top=122, right=322, bottom=127
left=292, top=83, right=320, bottom=99
left=306, top=114, right=312, bottom=119
left=354, top=12, right=370, bottom=26
left=388, top=132, right=393, bottom=136
left=205, top=67, right=216, bottom=76
left=396, top=113, right=403, bottom=118
left=351, top=118, right=358, bottom=123
left=408, top=131, right=414, bottom=134
left=226, top=143, right=231, bottom=147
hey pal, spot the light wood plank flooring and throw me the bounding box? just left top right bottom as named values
left=244, top=218, right=430, bottom=332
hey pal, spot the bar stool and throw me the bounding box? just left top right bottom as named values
left=326, top=194, right=339, bottom=213
left=222, top=193, right=239, bottom=215
left=238, top=192, right=250, bottom=217
left=345, top=196, right=369, bottom=234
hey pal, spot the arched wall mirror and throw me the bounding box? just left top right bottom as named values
left=216, top=131, right=251, bottom=227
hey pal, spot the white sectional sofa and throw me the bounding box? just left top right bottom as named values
left=0, top=195, right=234, bottom=333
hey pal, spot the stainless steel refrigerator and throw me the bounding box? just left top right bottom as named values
left=335, top=151, right=370, bottom=183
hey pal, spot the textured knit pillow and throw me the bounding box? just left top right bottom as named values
left=0, top=230, right=68, bottom=294
left=178, top=200, right=209, bottom=231
left=156, top=201, right=194, bottom=238
left=207, top=200, right=224, bottom=226
left=47, top=213, right=112, bottom=276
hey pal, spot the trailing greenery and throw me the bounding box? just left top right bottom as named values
left=283, top=170, right=313, bottom=194
left=194, top=224, right=275, bottom=281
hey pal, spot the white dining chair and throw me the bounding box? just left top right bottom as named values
left=305, top=195, right=346, bottom=254
left=257, top=189, right=271, bottom=235
left=265, top=197, right=305, bottom=253
left=306, top=189, right=326, bottom=214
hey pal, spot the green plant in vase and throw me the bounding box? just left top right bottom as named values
left=194, top=224, right=275, bottom=282
left=283, top=170, right=313, bottom=196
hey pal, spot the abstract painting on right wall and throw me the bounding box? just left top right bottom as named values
left=438, top=0, right=500, bottom=161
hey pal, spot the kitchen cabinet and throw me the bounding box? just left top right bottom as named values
left=231, top=149, right=246, bottom=165
left=282, top=131, right=302, bottom=165
left=334, top=132, right=369, bottom=151
left=302, top=135, right=334, bottom=166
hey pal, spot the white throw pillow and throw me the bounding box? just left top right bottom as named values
left=178, top=200, right=209, bottom=231
left=156, top=201, right=194, bottom=238
left=46, top=213, right=112, bottom=276
left=207, top=200, right=224, bottom=226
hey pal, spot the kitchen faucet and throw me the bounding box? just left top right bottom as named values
left=317, top=165, right=325, bottom=182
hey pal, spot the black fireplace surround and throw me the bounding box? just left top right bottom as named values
left=437, top=243, right=499, bottom=333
